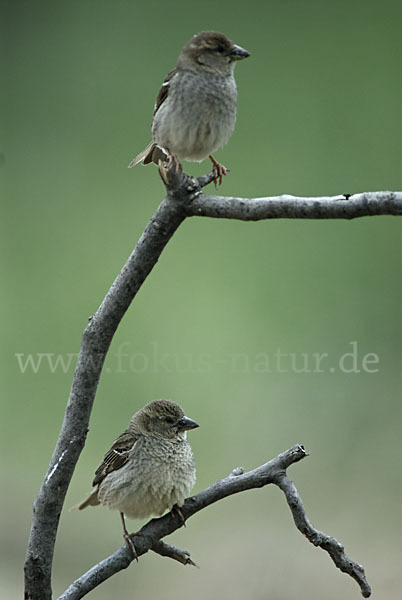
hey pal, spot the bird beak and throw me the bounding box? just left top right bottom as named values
left=177, top=416, right=199, bottom=431
left=230, top=44, right=250, bottom=60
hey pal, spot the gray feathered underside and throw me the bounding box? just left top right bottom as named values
left=92, top=429, right=137, bottom=487
left=128, top=69, right=176, bottom=167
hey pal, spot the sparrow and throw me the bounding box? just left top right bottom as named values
left=77, top=399, right=199, bottom=556
left=128, top=31, right=250, bottom=185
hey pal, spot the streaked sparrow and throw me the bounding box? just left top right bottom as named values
left=77, top=399, right=199, bottom=557
left=129, top=31, right=250, bottom=185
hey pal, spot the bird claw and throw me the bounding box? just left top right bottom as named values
left=167, top=153, right=182, bottom=175
left=171, top=503, right=186, bottom=526
left=124, top=533, right=138, bottom=561
left=158, top=150, right=182, bottom=184
left=120, top=511, right=139, bottom=561
left=209, top=154, right=227, bottom=187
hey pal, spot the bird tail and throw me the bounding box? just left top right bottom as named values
left=128, top=142, right=155, bottom=167
left=128, top=143, right=169, bottom=167
left=69, top=489, right=100, bottom=511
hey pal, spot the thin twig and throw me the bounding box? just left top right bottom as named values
left=276, top=474, right=371, bottom=598
left=151, top=540, right=197, bottom=566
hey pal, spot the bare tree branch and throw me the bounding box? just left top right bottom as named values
left=57, top=445, right=370, bottom=600
left=276, top=474, right=371, bottom=598
left=24, top=166, right=387, bottom=599
left=190, top=174, right=402, bottom=221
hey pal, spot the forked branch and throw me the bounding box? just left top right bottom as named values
left=24, top=165, right=389, bottom=599
left=57, top=444, right=371, bottom=599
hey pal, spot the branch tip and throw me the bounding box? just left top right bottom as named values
left=152, top=540, right=197, bottom=567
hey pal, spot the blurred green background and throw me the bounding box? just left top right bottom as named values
left=2, top=0, right=402, bottom=598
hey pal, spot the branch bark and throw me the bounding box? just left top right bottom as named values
left=24, top=166, right=390, bottom=599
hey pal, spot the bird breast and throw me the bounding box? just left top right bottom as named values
left=97, top=435, right=196, bottom=520
left=152, top=71, right=238, bottom=161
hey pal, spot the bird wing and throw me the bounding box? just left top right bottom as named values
left=153, top=68, right=177, bottom=116
left=127, top=69, right=177, bottom=167
left=92, top=429, right=138, bottom=487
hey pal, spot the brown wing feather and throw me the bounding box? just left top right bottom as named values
left=92, top=429, right=137, bottom=487
left=128, top=69, right=177, bottom=168
left=153, top=68, right=177, bottom=116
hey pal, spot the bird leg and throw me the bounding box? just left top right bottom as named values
left=120, top=511, right=138, bottom=561
left=171, top=503, right=186, bottom=526
left=166, top=150, right=182, bottom=175
left=209, top=154, right=227, bottom=187
left=158, top=147, right=182, bottom=184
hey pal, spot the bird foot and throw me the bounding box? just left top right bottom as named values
left=171, top=503, right=186, bottom=526
left=123, top=532, right=139, bottom=561
left=167, top=152, right=182, bottom=175
left=120, top=511, right=140, bottom=561
left=158, top=149, right=182, bottom=184
left=209, top=154, right=227, bottom=187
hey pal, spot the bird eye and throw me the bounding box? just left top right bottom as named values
left=215, top=46, right=225, bottom=54
left=165, top=416, right=176, bottom=425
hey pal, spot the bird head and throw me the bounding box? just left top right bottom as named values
left=132, top=399, right=199, bottom=440
left=178, top=31, right=250, bottom=75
